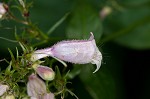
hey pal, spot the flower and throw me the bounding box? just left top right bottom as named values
left=31, top=32, right=102, bottom=73
left=0, top=84, right=9, bottom=96
left=27, top=74, right=47, bottom=98
left=32, top=64, right=55, bottom=81
left=43, top=93, right=54, bottom=99
left=27, top=74, right=55, bottom=99
left=2, top=94, right=15, bottom=99
left=30, top=97, right=37, bottom=99
left=0, top=3, right=7, bottom=18
left=99, top=6, right=112, bottom=20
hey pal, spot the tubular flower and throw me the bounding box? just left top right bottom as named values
left=31, top=32, right=102, bottom=73
left=27, top=74, right=47, bottom=98
left=32, top=64, right=55, bottom=81
left=0, top=84, right=9, bottom=96
left=0, top=3, right=7, bottom=18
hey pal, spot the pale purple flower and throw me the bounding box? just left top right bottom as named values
left=30, top=97, right=37, bottom=99
left=0, top=3, right=7, bottom=18
left=31, top=32, right=102, bottom=73
left=29, top=93, right=54, bottom=99
left=43, top=93, right=54, bottom=99
left=0, top=84, right=9, bottom=96
left=33, top=65, right=55, bottom=81
left=27, top=74, right=47, bottom=98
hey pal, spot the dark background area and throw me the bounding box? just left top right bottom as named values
left=67, top=42, right=150, bottom=99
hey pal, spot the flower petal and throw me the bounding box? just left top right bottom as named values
left=0, top=84, right=9, bottom=96
left=35, top=65, right=55, bottom=81
left=43, top=93, right=54, bottom=99
left=91, top=47, right=102, bottom=73
left=27, top=74, right=47, bottom=98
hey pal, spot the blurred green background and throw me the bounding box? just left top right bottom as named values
left=0, top=0, right=150, bottom=99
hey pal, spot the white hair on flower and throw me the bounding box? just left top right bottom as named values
left=31, top=32, right=102, bottom=73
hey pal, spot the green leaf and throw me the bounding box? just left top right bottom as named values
left=121, top=0, right=150, bottom=5
left=55, top=66, right=62, bottom=79
left=103, top=3, right=150, bottom=49
left=8, top=48, right=15, bottom=61
left=5, top=61, right=12, bottom=75
left=66, top=4, right=103, bottom=41
left=67, top=65, right=81, bottom=79
left=79, top=64, right=116, bottom=99
left=116, top=20, right=150, bottom=49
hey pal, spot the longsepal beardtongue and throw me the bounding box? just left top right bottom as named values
left=27, top=74, right=55, bottom=99
left=27, top=74, right=47, bottom=98
left=31, top=32, right=102, bottom=73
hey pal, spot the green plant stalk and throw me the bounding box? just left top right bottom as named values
left=47, top=13, right=70, bottom=35
left=0, top=37, right=18, bottom=43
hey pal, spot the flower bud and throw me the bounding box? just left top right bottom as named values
left=34, top=65, right=55, bottom=81
left=43, top=93, right=54, bottom=99
left=0, top=84, right=9, bottom=96
left=2, top=94, right=15, bottom=99
left=27, top=74, right=47, bottom=98
left=100, top=6, right=112, bottom=20
left=0, top=3, right=7, bottom=18
left=31, top=32, right=102, bottom=73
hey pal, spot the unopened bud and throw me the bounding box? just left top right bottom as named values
left=0, top=84, right=9, bottom=96
left=34, top=65, right=55, bottom=81
left=31, top=32, right=102, bottom=73
left=2, top=94, right=15, bottom=99
left=100, top=6, right=112, bottom=20
left=0, top=3, right=7, bottom=18
left=27, top=74, right=47, bottom=98
left=43, top=93, right=54, bottom=99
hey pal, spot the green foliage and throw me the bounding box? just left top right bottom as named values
left=0, top=0, right=150, bottom=99
left=79, top=64, right=116, bottom=99
left=66, top=3, right=103, bottom=40
left=103, top=0, right=150, bottom=49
